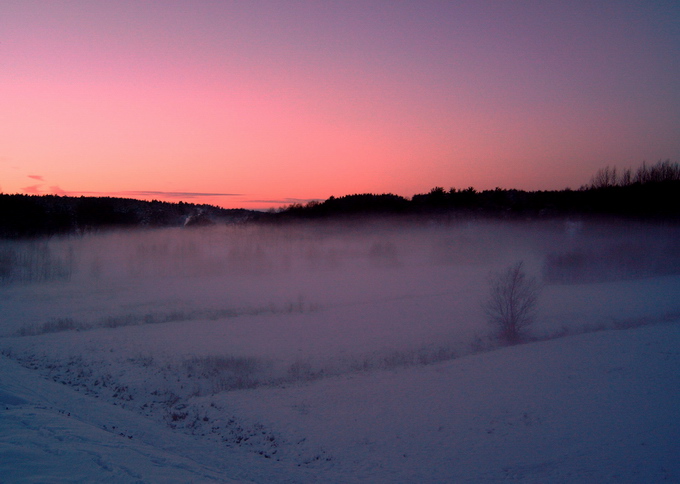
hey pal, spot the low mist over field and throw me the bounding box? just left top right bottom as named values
left=1, top=217, right=679, bottom=481
left=2, top=217, right=680, bottom=373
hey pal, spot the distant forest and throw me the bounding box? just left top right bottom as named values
left=0, top=196, right=253, bottom=238
left=275, top=160, right=680, bottom=221
left=1, top=160, right=679, bottom=238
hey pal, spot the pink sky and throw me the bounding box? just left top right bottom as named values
left=1, top=1, right=679, bottom=209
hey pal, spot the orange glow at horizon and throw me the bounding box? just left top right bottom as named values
left=1, top=2, right=678, bottom=210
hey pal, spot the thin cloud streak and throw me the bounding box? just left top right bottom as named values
left=50, top=186, right=67, bottom=195
left=38, top=189, right=242, bottom=199
left=17, top=185, right=242, bottom=202
left=117, top=191, right=242, bottom=199
left=21, top=185, right=42, bottom=194
left=245, top=198, right=321, bottom=205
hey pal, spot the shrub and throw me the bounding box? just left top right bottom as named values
left=484, top=261, right=540, bottom=345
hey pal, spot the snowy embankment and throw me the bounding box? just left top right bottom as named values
left=1, top=323, right=678, bottom=482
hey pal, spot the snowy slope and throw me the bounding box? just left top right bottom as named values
left=223, top=323, right=680, bottom=482
left=1, top=323, right=678, bottom=483
left=0, top=354, right=315, bottom=483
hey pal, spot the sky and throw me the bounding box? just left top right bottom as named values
left=1, top=1, right=679, bottom=210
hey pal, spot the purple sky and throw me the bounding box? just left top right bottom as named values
left=1, top=1, right=679, bottom=208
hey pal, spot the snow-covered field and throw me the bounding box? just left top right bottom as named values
left=1, top=219, right=679, bottom=482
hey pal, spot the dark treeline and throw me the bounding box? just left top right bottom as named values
left=2, top=160, right=679, bottom=238
left=0, top=195, right=255, bottom=238
left=277, top=160, right=680, bottom=221
left=275, top=181, right=680, bottom=221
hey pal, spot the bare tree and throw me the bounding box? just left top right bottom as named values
left=484, top=261, right=540, bottom=345
left=635, top=159, right=680, bottom=184
left=589, top=166, right=618, bottom=188
left=620, top=167, right=632, bottom=186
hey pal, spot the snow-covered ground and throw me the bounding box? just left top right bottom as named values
left=2, top=323, right=678, bottom=482
left=1, top=219, right=679, bottom=482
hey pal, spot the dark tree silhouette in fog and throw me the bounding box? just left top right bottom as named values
left=484, top=261, right=540, bottom=345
